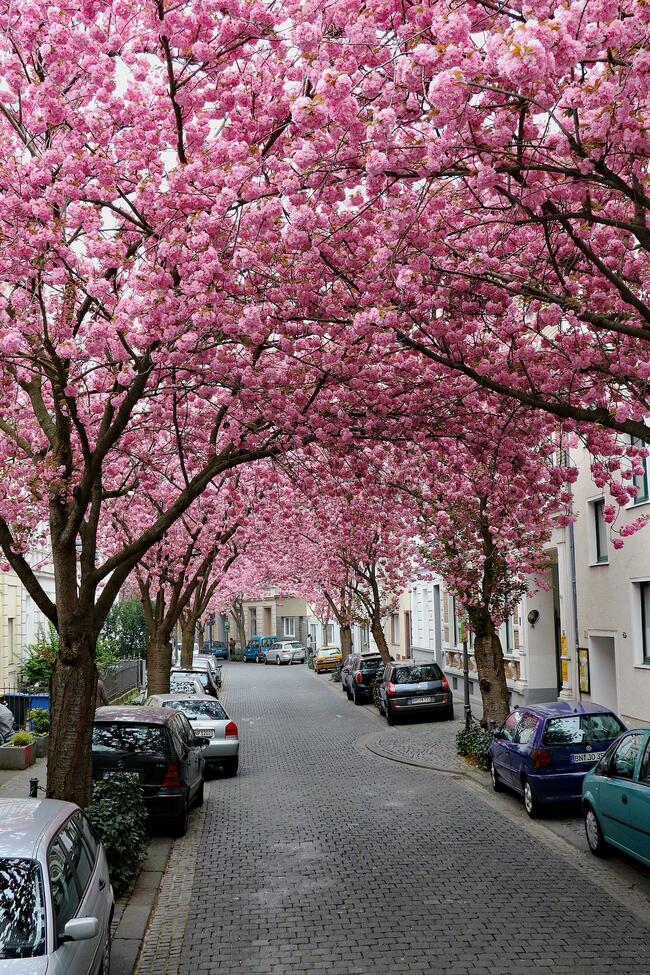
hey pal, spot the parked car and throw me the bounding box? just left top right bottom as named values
left=0, top=797, right=113, bottom=973
left=168, top=674, right=205, bottom=696
left=144, top=695, right=239, bottom=776
left=582, top=726, right=650, bottom=865
left=244, top=643, right=261, bottom=662
left=202, top=641, right=228, bottom=660
left=191, top=654, right=223, bottom=689
left=340, top=654, right=355, bottom=691
left=313, top=646, right=342, bottom=673
left=265, top=640, right=306, bottom=665
left=345, top=654, right=384, bottom=704
left=171, top=665, right=219, bottom=698
left=377, top=661, right=453, bottom=724
left=92, top=706, right=206, bottom=836
left=490, top=701, right=626, bottom=818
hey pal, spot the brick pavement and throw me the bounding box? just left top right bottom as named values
left=136, top=661, right=650, bottom=975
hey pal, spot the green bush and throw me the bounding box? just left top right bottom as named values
left=86, top=773, right=148, bottom=897
left=307, top=654, right=314, bottom=670
left=456, top=726, right=492, bottom=771
left=372, top=672, right=383, bottom=710
left=28, top=709, right=50, bottom=734
left=330, top=664, right=342, bottom=682
left=12, top=731, right=33, bottom=747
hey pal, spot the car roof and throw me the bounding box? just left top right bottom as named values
left=95, top=705, right=172, bottom=725
left=0, top=798, right=79, bottom=859
left=146, top=694, right=218, bottom=703
left=391, top=660, right=437, bottom=667
left=521, top=700, right=620, bottom=719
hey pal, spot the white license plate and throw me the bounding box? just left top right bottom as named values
left=571, top=752, right=600, bottom=764
left=196, top=731, right=214, bottom=739
left=410, top=695, right=435, bottom=705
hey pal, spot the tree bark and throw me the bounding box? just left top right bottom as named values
left=180, top=616, right=196, bottom=668
left=147, top=636, right=173, bottom=695
left=470, top=610, right=510, bottom=727
left=230, top=598, right=246, bottom=653
left=46, top=628, right=98, bottom=806
left=340, top=622, right=353, bottom=660
left=370, top=612, right=391, bottom=664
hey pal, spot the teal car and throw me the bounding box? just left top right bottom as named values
left=582, top=727, right=650, bottom=866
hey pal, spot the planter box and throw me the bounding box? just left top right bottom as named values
left=0, top=743, right=34, bottom=770
left=33, top=734, right=49, bottom=759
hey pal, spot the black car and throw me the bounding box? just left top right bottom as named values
left=345, top=654, right=384, bottom=704
left=172, top=667, right=219, bottom=698
left=377, top=661, right=454, bottom=724
left=92, top=706, right=206, bottom=836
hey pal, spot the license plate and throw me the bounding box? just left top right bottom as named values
left=101, top=770, right=141, bottom=779
left=196, top=730, right=213, bottom=739
left=410, top=695, right=435, bottom=704
left=571, top=752, right=600, bottom=764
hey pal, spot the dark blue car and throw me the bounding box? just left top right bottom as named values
left=489, top=701, right=625, bottom=818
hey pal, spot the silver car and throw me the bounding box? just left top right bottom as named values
left=265, top=641, right=306, bottom=665
left=144, top=695, right=239, bottom=776
left=168, top=674, right=206, bottom=696
left=0, top=798, right=113, bottom=974
left=191, top=654, right=223, bottom=688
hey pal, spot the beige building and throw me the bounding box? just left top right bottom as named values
left=238, top=591, right=310, bottom=645
left=0, top=549, right=56, bottom=688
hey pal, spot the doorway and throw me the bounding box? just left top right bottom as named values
left=588, top=636, right=618, bottom=711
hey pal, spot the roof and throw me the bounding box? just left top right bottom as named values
left=145, top=694, right=211, bottom=703
left=94, top=705, right=172, bottom=725
left=522, top=700, right=620, bottom=719
left=0, top=798, right=77, bottom=859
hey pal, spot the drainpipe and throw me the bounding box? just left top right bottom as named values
left=568, top=518, right=580, bottom=690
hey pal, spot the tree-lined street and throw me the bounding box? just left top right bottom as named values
left=135, top=662, right=650, bottom=975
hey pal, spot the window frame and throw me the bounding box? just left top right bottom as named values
left=593, top=498, right=608, bottom=564
left=608, top=732, right=644, bottom=781
left=283, top=617, right=296, bottom=638
left=47, top=829, right=83, bottom=945
left=639, top=737, right=650, bottom=786
left=631, top=437, right=649, bottom=505
left=641, top=582, right=650, bottom=665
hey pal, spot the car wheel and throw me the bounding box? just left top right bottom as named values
left=223, top=757, right=239, bottom=777
left=264, top=656, right=268, bottom=665
left=172, top=796, right=189, bottom=837
left=444, top=705, right=455, bottom=720
left=522, top=778, right=540, bottom=818
left=385, top=704, right=395, bottom=725
left=346, top=686, right=353, bottom=700
left=585, top=805, right=608, bottom=856
left=195, top=778, right=205, bottom=807
left=353, top=687, right=362, bottom=705
left=100, top=921, right=111, bottom=975
left=276, top=655, right=281, bottom=665
left=490, top=760, right=503, bottom=792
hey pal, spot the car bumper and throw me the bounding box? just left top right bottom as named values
left=315, top=662, right=340, bottom=671
left=143, top=790, right=186, bottom=820
left=528, top=771, right=587, bottom=803
left=388, top=696, right=451, bottom=713
left=202, top=740, right=239, bottom=762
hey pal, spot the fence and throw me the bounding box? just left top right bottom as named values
left=103, top=658, right=146, bottom=701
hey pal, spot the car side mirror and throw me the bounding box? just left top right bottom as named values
left=63, top=917, right=100, bottom=943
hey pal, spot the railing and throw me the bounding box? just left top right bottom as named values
left=103, top=659, right=146, bottom=701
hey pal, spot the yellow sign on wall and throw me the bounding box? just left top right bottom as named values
left=560, top=634, right=568, bottom=656
left=561, top=658, right=569, bottom=685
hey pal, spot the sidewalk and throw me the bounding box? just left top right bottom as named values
left=0, top=757, right=46, bottom=798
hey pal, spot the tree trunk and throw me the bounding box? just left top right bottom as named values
left=340, top=623, right=353, bottom=660
left=471, top=611, right=510, bottom=727
left=180, top=618, right=195, bottom=668
left=147, top=636, right=173, bottom=695
left=197, top=621, right=205, bottom=652
left=230, top=599, right=246, bottom=653
left=47, top=629, right=98, bottom=806
left=370, top=612, right=391, bottom=664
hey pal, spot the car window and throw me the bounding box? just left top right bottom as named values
left=610, top=733, right=644, bottom=781
left=543, top=713, right=624, bottom=746
left=77, top=812, right=98, bottom=860
left=359, top=658, right=383, bottom=672
left=178, top=714, right=196, bottom=746
left=162, top=699, right=227, bottom=720
left=392, top=664, right=443, bottom=683
left=515, top=714, right=539, bottom=746
left=169, top=716, right=188, bottom=755
left=48, top=837, right=81, bottom=936
left=0, top=858, right=46, bottom=959
left=639, top=739, right=650, bottom=785
left=93, top=723, right=167, bottom=755
left=502, top=712, right=520, bottom=742
left=58, top=817, right=94, bottom=896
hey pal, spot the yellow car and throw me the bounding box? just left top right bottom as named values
left=314, top=646, right=342, bottom=673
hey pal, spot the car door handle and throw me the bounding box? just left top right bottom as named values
left=99, top=878, right=106, bottom=890
left=621, top=795, right=628, bottom=805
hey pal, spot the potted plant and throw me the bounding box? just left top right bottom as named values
left=0, top=731, right=35, bottom=770
left=28, top=709, right=50, bottom=758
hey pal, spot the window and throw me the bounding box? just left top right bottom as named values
left=93, top=723, right=167, bottom=755
left=516, top=714, right=539, bottom=746
left=48, top=838, right=81, bottom=937
left=501, top=711, right=520, bottom=741
left=78, top=814, right=98, bottom=861
left=593, top=499, right=608, bottom=563
left=7, top=620, right=14, bottom=663
left=249, top=608, right=257, bottom=636
left=0, top=858, right=46, bottom=959
left=641, top=582, right=650, bottom=665
left=392, top=663, right=443, bottom=683
left=610, top=734, right=643, bottom=780
left=58, top=818, right=93, bottom=896
left=451, top=597, right=458, bottom=645
left=326, top=623, right=335, bottom=645
left=639, top=739, right=650, bottom=785
left=283, top=617, right=296, bottom=638
left=631, top=437, right=649, bottom=504
left=543, top=713, right=624, bottom=746
left=504, top=616, right=514, bottom=653
left=390, top=613, right=400, bottom=644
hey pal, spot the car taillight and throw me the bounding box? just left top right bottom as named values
left=532, top=749, right=553, bottom=769
left=355, top=673, right=363, bottom=684
left=386, top=682, right=396, bottom=697
left=440, top=676, right=450, bottom=691
left=162, top=762, right=181, bottom=787
left=225, top=721, right=238, bottom=738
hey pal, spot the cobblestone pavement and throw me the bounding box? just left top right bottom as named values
left=137, top=661, right=650, bottom=975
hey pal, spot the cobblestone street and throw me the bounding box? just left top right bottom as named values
left=136, top=662, right=650, bottom=975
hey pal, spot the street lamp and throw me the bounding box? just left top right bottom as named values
left=459, top=619, right=471, bottom=730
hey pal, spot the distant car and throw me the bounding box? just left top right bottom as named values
left=168, top=674, right=205, bottom=696
left=172, top=666, right=219, bottom=698
left=0, top=797, right=113, bottom=974
left=313, top=646, right=342, bottom=673
left=144, top=694, right=239, bottom=777
left=345, top=654, right=384, bottom=704
left=244, top=643, right=261, bottom=662
left=582, top=726, right=650, bottom=864
left=490, top=701, right=626, bottom=818
left=190, top=654, right=222, bottom=689
left=265, top=640, right=306, bottom=665
left=202, top=641, right=228, bottom=660
left=377, top=661, right=453, bottom=725
left=92, top=706, right=206, bottom=836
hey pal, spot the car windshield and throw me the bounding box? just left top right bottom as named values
left=170, top=679, right=198, bottom=693
left=392, top=664, right=443, bottom=684
left=163, top=700, right=227, bottom=721
left=93, top=723, right=166, bottom=755
left=175, top=671, right=209, bottom=687
left=543, top=713, right=625, bottom=746
left=319, top=649, right=339, bottom=656
left=360, top=658, right=383, bottom=670
left=0, top=859, right=45, bottom=959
